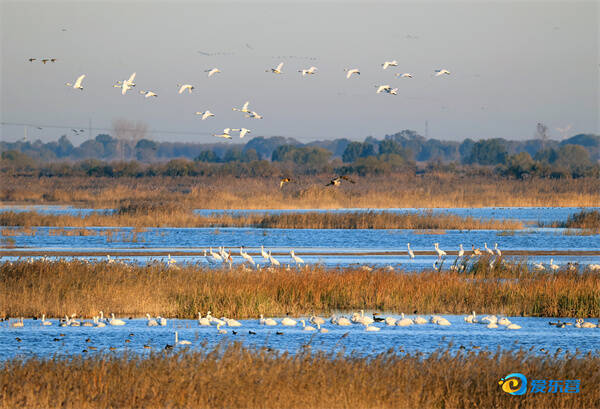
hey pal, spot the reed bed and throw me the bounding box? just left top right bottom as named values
left=2, top=174, right=599, bottom=209
left=1, top=260, right=599, bottom=319
left=2, top=343, right=598, bottom=409
left=0, top=210, right=523, bottom=230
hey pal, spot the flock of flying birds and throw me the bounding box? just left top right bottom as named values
left=41, top=57, right=451, bottom=141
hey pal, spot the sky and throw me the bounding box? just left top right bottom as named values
left=1, top=0, right=598, bottom=145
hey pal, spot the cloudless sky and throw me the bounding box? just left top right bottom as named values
left=1, top=0, right=598, bottom=144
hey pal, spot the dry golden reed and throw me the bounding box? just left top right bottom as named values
left=1, top=260, right=599, bottom=319
left=1, top=344, right=598, bottom=409
left=2, top=174, right=599, bottom=209
left=0, top=210, right=523, bottom=230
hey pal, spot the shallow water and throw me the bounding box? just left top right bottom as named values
left=3, top=315, right=599, bottom=361
left=3, top=226, right=599, bottom=269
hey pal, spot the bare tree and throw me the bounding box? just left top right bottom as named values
left=535, top=122, right=549, bottom=149
left=113, top=119, right=148, bottom=160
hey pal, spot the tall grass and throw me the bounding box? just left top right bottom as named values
left=1, top=343, right=598, bottom=409
left=2, top=174, right=599, bottom=208
left=1, top=260, right=599, bottom=319
left=0, top=210, right=523, bottom=230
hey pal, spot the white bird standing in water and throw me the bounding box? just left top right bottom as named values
left=290, top=250, right=304, bottom=265
left=484, top=243, right=494, bottom=255
left=268, top=251, right=280, bottom=267
left=407, top=243, right=415, bottom=259
left=240, top=248, right=256, bottom=266
left=494, top=243, right=501, bottom=257
left=65, top=74, right=85, bottom=90
left=458, top=244, right=464, bottom=258
left=434, top=243, right=447, bottom=259
left=344, top=68, right=360, bottom=78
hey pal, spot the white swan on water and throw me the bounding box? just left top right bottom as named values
left=109, top=313, right=126, bottom=326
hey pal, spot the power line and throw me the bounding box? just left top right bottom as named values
left=0, top=121, right=213, bottom=136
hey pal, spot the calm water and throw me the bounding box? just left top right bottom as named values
left=3, top=315, right=599, bottom=361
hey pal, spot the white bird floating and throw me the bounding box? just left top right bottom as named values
left=301, top=320, right=316, bottom=331
left=198, top=312, right=211, bottom=326
left=205, top=68, right=220, bottom=77
left=382, top=60, right=398, bottom=70
left=267, top=62, right=284, bottom=74
left=139, top=90, right=157, bottom=98
left=344, top=68, right=360, bottom=78
left=146, top=313, right=158, bottom=327
left=434, top=69, right=451, bottom=76
left=195, top=110, right=215, bottom=120
left=177, top=84, right=194, bottom=94
left=175, top=331, right=191, bottom=345
left=65, top=74, right=85, bottom=90
left=549, top=258, right=559, bottom=271
left=281, top=317, right=297, bottom=326
left=213, top=128, right=233, bottom=139
left=233, top=101, right=251, bottom=113
left=290, top=250, right=304, bottom=265
left=109, top=313, right=126, bottom=326
left=259, top=314, right=277, bottom=326
left=395, top=73, right=413, bottom=78
left=299, top=66, right=317, bottom=76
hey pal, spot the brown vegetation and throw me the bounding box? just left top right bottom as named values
left=0, top=209, right=523, bottom=230
left=1, top=343, right=598, bottom=409
left=2, top=174, right=599, bottom=209
left=1, top=259, right=599, bottom=319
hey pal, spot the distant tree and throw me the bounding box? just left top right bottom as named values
left=504, top=152, right=535, bottom=179
left=223, top=147, right=244, bottom=162
left=135, top=139, right=158, bottom=162
left=56, top=135, right=74, bottom=157
left=242, top=148, right=259, bottom=162
left=465, top=139, right=508, bottom=165
left=342, top=142, right=375, bottom=163
left=195, top=150, right=219, bottom=162
left=554, top=144, right=591, bottom=168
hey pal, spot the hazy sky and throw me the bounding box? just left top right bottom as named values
left=1, top=1, right=598, bottom=144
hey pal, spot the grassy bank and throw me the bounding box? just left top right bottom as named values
left=1, top=344, right=598, bottom=409
left=1, top=260, right=599, bottom=319
left=2, top=174, right=599, bottom=208
left=0, top=209, right=523, bottom=230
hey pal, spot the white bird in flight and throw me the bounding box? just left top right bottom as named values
left=114, top=72, right=136, bottom=95
left=382, top=60, right=398, bottom=69
left=396, top=73, right=413, bottom=78
left=299, top=66, right=317, bottom=76
left=205, top=68, right=221, bottom=77
left=177, top=84, right=194, bottom=94
left=139, top=90, right=157, bottom=98
left=245, top=111, right=263, bottom=119
left=195, top=110, right=215, bottom=120
left=344, top=68, right=360, bottom=79
left=434, top=69, right=451, bottom=76
left=213, top=128, right=232, bottom=139
left=233, top=101, right=251, bottom=113
left=232, top=128, right=251, bottom=138
left=266, top=62, right=284, bottom=74
left=376, top=85, right=391, bottom=93
left=65, top=74, right=85, bottom=90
